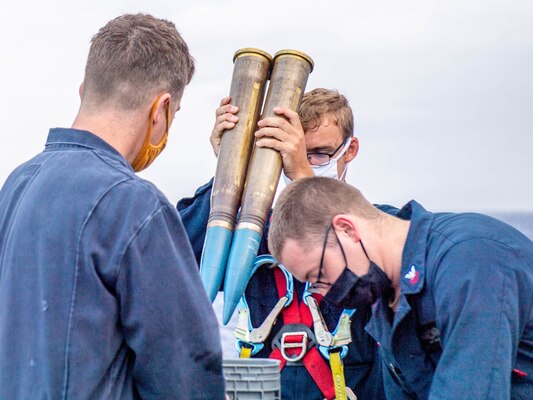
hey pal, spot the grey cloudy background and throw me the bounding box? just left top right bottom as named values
left=1, top=0, right=533, bottom=356
left=1, top=0, right=532, bottom=214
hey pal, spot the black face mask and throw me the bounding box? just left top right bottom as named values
left=324, top=261, right=392, bottom=309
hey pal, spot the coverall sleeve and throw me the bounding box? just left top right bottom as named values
left=429, top=238, right=520, bottom=400
left=176, top=178, right=214, bottom=264
left=116, top=204, right=225, bottom=400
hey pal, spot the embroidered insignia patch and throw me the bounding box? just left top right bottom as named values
left=404, top=265, right=419, bottom=285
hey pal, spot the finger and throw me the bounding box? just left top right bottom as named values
left=211, top=121, right=237, bottom=143
left=219, top=96, right=231, bottom=106
left=273, top=107, right=304, bottom=131
left=257, top=116, right=293, bottom=131
left=216, top=113, right=239, bottom=126
left=218, top=121, right=237, bottom=132
left=254, top=127, right=291, bottom=143
left=256, top=138, right=300, bottom=158
left=216, top=104, right=239, bottom=117
left=255, top=137, right=288, bottom=152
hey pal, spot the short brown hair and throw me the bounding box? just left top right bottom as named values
left=268, top=177, right=379, bottom=260
left=298, top=88, right=354, bottom=140
left=83, top=13, right=195, bottom=110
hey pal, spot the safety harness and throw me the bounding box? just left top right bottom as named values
left=234, top=256, right=357, bottom=400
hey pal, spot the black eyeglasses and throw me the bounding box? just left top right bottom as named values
left=306, top=138, right=348, bottom=166
left=309, top=223, right=348, bottom=290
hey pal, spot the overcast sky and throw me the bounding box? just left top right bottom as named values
left=1, top=0, right=532, bottom=213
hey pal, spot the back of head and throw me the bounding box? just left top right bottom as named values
left=299, top=88, right=354, bottom=140
left=269, top=177, right=378, bottom=260
left=82, top=13, right=195, bottom=111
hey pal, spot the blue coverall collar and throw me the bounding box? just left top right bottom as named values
left=396, top=200, right=434, bottom=295
left=45, top=128, right=132, bottom=170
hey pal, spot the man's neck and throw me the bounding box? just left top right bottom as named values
left=376, top=214, right=411, bottom=296
left=72, top=108, right=146, bottom=164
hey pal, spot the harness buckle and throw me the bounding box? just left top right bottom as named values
left=271, top=323, right=317, bottom=365
left=280, top=331, right=309, bottom=362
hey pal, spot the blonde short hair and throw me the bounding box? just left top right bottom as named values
left=299, top=88, right=354, bottom=139
left=268, top=177, right=379, bottom=260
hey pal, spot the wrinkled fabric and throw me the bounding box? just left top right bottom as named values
left=178, top=179, right=394, bottom=400
left=365, top=200, right=533, bottom=399
left=0, top=129, right=225, bottom=400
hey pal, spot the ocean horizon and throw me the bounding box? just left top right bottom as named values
left=487, top=212, right=533, bottom=240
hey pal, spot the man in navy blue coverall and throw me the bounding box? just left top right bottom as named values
left=268, top=176, right=533, bottom=400
left=178, top=89, right=388, bottom=399
left=0, top=14, right=225, bottom=400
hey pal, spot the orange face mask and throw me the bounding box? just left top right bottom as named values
left=131, top=95, right=171, bottom=172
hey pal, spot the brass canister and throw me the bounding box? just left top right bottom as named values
left=209, top=48, right=273, bottom=229
left=222, top=49, right=314, bottom=323
left=238, top=50, right=314, bottom=231
left=200, top=48, right=272, bottom=301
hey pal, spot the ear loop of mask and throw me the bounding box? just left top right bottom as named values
left=131, top=94, right=170, bottom=172
left=359, top=239, right=370, bottom=262
left=330, top=225, right=349, bottom=267
left=333, top=138, right=351, bottom=163
left=319, top=222, right=369, bottom=285
left=146, top=94, right=170, bottom=148
left=338, top=138, right=352, bottom=180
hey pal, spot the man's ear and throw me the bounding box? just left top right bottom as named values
left=332, top=214, right=361, bottom=243
left=153, top=93, right=171, bottom=125
left=79, top=83, right=84, bottom=100
left=343, top=136, right=359, bottom=163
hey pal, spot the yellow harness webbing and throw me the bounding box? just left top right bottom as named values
left=240, top=346, right=252, bottom=358
left=330, top=350, right=348, bottom=400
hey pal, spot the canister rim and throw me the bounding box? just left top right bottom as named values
left=233, top=48, right=273, bottom=63
left=273, top=49, right=314, bottom=72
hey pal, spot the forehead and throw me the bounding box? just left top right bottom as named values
left=279, top=238, right=321, bottom=281
left=304, top=117, right=344, bottom=150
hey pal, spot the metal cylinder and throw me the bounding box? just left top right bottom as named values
left=223, top=50, right=314, bottom=323
left=239, top=49, right=314, bottom=229
left=200, top=48, right=272, bottom=301
left=209, top=48, right=273, bottom=227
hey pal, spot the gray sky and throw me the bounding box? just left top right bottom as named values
left=1, top=0, right=532, bottom=212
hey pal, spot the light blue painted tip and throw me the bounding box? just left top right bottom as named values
left=200, top=226, right=233, bottom=302
left=222, top=228, right=262, bottom=324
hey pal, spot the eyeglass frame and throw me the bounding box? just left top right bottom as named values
left=306, top=137, right=349, bottom=166
left=309, top=221, right=371, bottom=291
left=309, top=223, right=347, bottom=290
